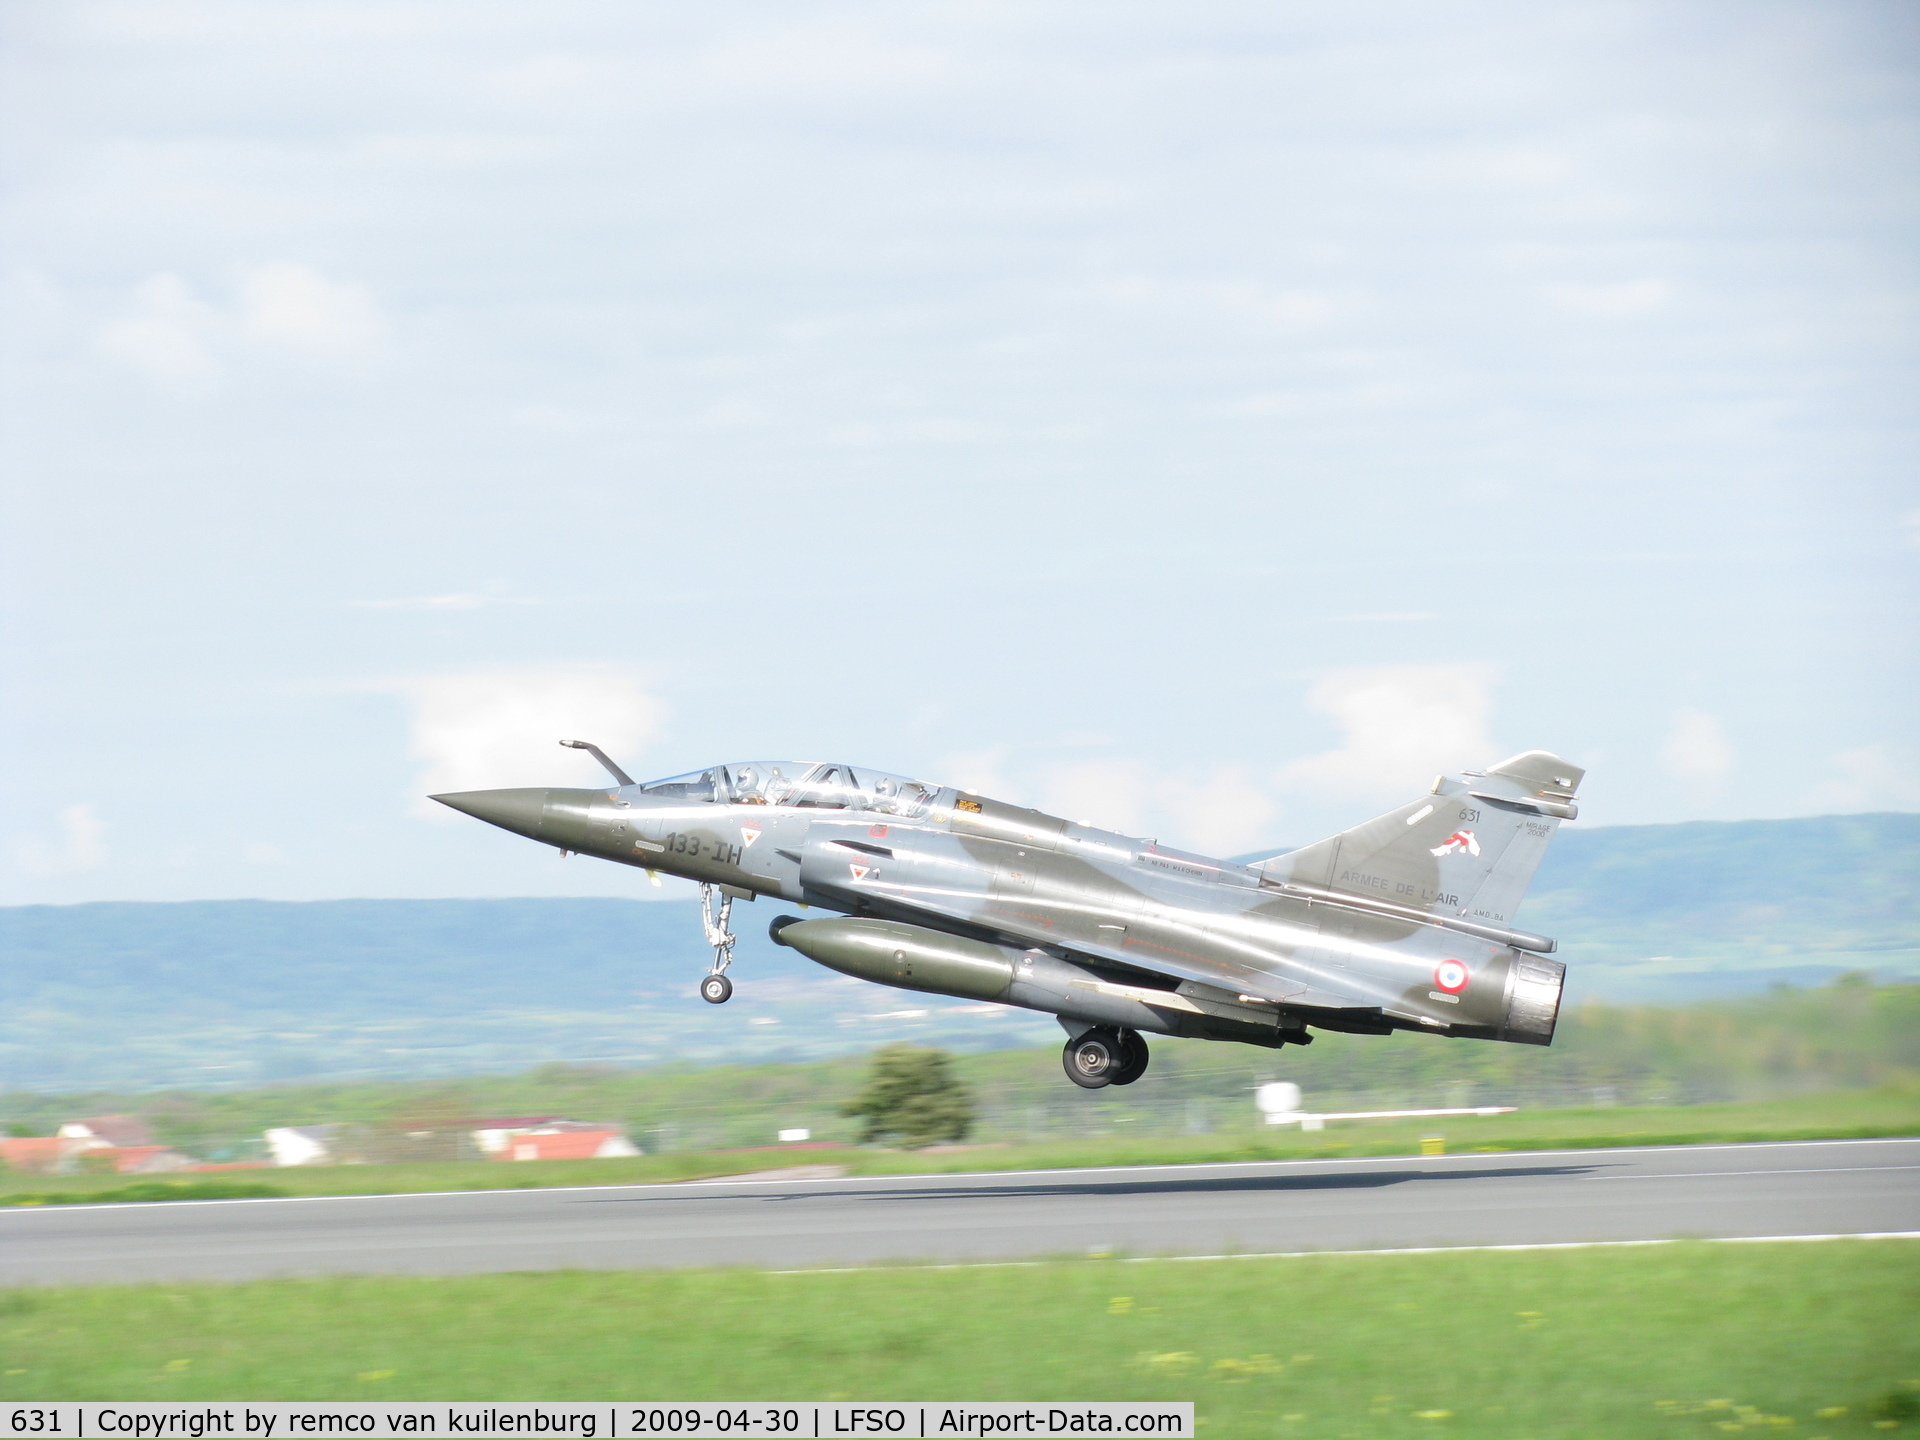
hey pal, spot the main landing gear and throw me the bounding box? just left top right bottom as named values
left=698, top=884, right=737, bottom=1004
left=1062, top=1028, right=1149, bottom=1089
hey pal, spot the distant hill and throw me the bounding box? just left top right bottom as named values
left=1526, top=811, right=1919, bottom=1001
left=3, top=813, right=1914, bottom=1091
left=0, top=895, right=1042, bottom=1092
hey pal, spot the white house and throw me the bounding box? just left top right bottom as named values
left=58, top=1114, right=154, bottom=1147
left=265, top=1124, right=341, bottom=1166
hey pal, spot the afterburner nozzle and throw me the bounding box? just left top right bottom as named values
left=1498, top=954, right=1566, bottom=1046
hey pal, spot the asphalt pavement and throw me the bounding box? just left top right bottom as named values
left=3, top=1138, right=1915, bottom=1285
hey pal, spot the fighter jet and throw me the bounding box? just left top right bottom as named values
left=434, top=743, right=1581, bottom=1088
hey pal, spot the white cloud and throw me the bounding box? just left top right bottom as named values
left=1278, top=664, right=1499, bottom=803
left=1544, top=278, right=1672, bottom=317
left=934, top=747, right=1016, bottom=800
left=352, top=583, right=538, bottom=611
left=97, top=264, right=388, bottom=392
left=1035, top=759, right=1152, bottom=836
left=1807, top=745, right=1920, bottom=811
left=944, top=665, right=1502, bottom=856
left=1659, top=707, right=1735, bottom=783
left=1103, top=275, right=1349, bottom=333
left=9, top=803, right=108, bottom=875
left=1209, top=283, right=1344, bottom=330
left=932, top=753, right=1278, bottom=855
left=96, top=274, right=222, bottom=393
left=238, top=262, right=388, bottom=360
left=1323, top=612, right=1439, bottom=623
left=696, top=23, right=951, bottom=97
left=352, top=593, right=490, bottom=611
left=396, top=667, right=667, bottom=815
left=1154, top=767, right=1279, bottom=856
left=1453, top=146, right=1576, bottom=190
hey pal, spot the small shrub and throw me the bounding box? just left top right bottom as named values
left=841, top=1045, right=975, bottom=1148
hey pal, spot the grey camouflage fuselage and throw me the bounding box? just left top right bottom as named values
left=434, top=750, right=1581, bottom=1086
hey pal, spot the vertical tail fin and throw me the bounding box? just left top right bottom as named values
left=1254, top=750, right=1584, bottom=928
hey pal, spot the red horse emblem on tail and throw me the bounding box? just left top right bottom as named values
left=1430, top=829, right=1480, bottom=858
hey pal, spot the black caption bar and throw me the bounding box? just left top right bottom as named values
left=3, top=1405, right=1193, bottom=1440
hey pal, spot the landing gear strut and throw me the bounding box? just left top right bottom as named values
left=698, top=883, right=737, bottom=1004
left=1112, top=1029, right=1150, bottom=1086
left=1062, top=1028, right=1148, bottom=1089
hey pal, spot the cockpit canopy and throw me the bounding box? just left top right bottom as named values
left=636, top=762, right=942, bottom=818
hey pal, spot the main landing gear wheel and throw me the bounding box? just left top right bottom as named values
left=700, top=972, right=734, bottom=1005
left=1110, top=1030, right=1149, bottom=1086
left=1063, top=1030, right=1124, bottom=1089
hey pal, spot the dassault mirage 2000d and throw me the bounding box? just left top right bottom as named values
left=435, top=743, right=1582, bottom=1089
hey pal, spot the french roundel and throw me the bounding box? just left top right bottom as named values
left=1433, top=959, right=1471, bottom=994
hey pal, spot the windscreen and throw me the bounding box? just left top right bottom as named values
left=637, top=769, right=719, bottom=802
left=708, top=762, right=938, bottom=816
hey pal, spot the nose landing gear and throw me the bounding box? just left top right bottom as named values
left=698, top=884, right=737, bottom=1004
left=1062, top=1028, right=1149, bottom=1088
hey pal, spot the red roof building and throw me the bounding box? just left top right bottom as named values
left=0, top=1137, right=68, bottom=1175
left=105, top=1146, right=191, bottom=1175
left=1, top=1134, right=192, bottom=1176
left=493, top=1129, right=640, bottom=1162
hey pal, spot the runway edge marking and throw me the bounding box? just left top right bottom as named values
left=766, top=1231, right=1920, bottom=1275
left=2, top=1136, right=1914, bottom=1216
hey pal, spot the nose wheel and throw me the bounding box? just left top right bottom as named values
left=697, top=884, right=737, bottom=1003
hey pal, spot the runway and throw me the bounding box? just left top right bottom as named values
left=3, top=1138, right=1915, bottom=1285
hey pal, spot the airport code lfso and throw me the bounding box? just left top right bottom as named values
left=3, top=1408, right=1192, bottom=1439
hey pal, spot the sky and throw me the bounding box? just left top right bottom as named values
left=2, top=1, right=1917, bottom=907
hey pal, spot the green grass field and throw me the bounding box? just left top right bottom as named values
left=2, top=1242, right=1914, bottom=1436
left=7, top=978, right=1915, bottom=1164
left=4, top=1086, right=1915, bottom=1205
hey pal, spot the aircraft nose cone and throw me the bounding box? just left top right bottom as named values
left=431, top=788, right=552, bottom=841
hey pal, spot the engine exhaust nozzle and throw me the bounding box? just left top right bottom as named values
left=1498, top=954, right=1566, bottom=1045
